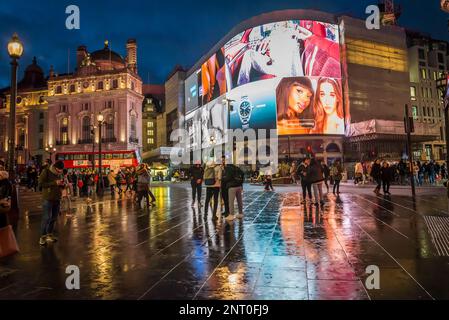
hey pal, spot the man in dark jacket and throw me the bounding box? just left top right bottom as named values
left=38, top=160, right=65, bottom=246
left=308, top=158, right=325, bottom=206
left=190, top=162, right=204, bottom=207
left=370, top=159, right=382, bottom=195
left=223, top=163, right=245, bottom=221
left=380, top=161, right=392, bottom=195
left=297, top=158, right=312, bottom=204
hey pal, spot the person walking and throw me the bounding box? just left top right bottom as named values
left=264, top=173, right=274, bottom=191
left=297, top=158, right=312, bottom=204
left=189, top=161, right=204, bottom=207
left=370, top=159, right=382, bottom=195
left=354, top=161, right=364, bottom=185
left=38, top=160, right=65, bottom=246
left=321, top=160, right=330, bottom=193
left=381, top=161, right=392, bottom=195
left=223, top=163, right=245, bottom=221
left=308, top=158, right=325, bottom=206
left=60, top=169, right=73, bottom=213
left=107, top=170, right=117, bottom=196
left=290, top=162, right=298, bottom=185
left=330, top=160, right=343, bottom=195
left=136, top=164, right=153, bottom=209
left=203, top=160, right=221, bottom=219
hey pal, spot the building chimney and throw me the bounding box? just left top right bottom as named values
left=76, top=45, right=87, bottom=68
left=126, top=39, right=137, bottom=74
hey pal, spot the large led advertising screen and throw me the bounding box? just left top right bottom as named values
left=185, top=19, right=345, bottom=136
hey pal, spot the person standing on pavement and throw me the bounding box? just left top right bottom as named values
left=222, top=162, right=245, bottom=221
left=321, top=160, right=330, bottom=193
left=203, top=160, right=222, bottom=219
left=330, top=159, right=343, bottom=195
left=370, top=159, right=382, bottom=195
left=308, top=158, right=325, bottom=206
left=38, top=160, right=65, bottom=246
left=189, top=161, right=204, bottom=207
left=297, top=158, right=312, bottom=204
left=381, top=161, right=392, bottom=195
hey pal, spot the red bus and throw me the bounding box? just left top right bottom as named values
left=55, top=150, right=140, bottom=171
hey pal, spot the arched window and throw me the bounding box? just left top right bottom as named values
left=106, top=114, right=114, bottom=141
left=130, top=115, right=137, bottom=143
left=82, top=116, right=91, bottom=141
left=60, top=117, right=69, bottom=145
left=326, top=143, right=341, bottom=153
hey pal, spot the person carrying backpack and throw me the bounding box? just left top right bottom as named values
left=330, top=159, right=343, bottom=195
left=203, top=160, right=222, bottom=219
left=222, top=163, right=244, bottom=221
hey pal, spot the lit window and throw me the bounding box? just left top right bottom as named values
left=148, top=122, right=154, bottom=128
left=410, top=87, right=416, bottom=100
left=412, top=106, right=418, bottom=120
left=147, top=138, right=151, bottom=144
left=421, top=68, right=427, bottom=79
left=149, top=138, right=154, bottom=144
left=149, top=130, right=154, bottom=136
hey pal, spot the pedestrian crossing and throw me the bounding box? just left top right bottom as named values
left=424, top=216, right=449, bottom=257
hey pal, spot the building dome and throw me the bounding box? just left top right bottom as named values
left=90, top=41, right=126, bottom=68
left=18, top=57, right=46, bottom=90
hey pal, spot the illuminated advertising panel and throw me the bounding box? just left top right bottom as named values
left=201, top=48, right=227, bottom=105
left=228, top=78, right=278, bottom=130
left=201, top=95, right=228, bottom=148
left=185, top=70, right=201, bottom=114
left=186, top=19, right=345, bottom=136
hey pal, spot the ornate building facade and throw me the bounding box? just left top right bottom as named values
left=46, top=39, right=144, bottom=166
left=0, top=57, right=49, bottom=167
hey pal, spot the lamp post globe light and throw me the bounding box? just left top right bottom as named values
left=45, top=144, right=56, bottom=163
left=7, top=33, right=23, bottom=216
left=97, top=114, right=105, bottom=196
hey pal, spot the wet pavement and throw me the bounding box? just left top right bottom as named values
left=1, top=183, right=449, bottom=300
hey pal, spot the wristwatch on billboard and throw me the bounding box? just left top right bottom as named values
left=238, top=96, right=252, bottom=129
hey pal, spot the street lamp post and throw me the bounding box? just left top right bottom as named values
left=44, top=145, right=56, bottom=163
left=97, top=114, right=105, bottom=196
left=7, top=33, right=24, bottom=216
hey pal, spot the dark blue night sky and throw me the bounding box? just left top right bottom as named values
left=0, top=0, right=447, bottom=87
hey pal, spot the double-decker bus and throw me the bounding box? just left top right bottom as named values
left=55, top=150, right=140, bottom=172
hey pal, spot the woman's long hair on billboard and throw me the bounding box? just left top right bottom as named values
left=311, top=77, right=343, bottom=134
left=276, top=77, right=314, bottom=122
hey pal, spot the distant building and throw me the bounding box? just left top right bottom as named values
left=142, top=84, right=164, bottom=155
left=407, top=30, right=448, bottom=161
left=46, top=40, right=144, bottom=171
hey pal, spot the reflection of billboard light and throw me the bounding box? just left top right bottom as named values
left=190, top=85, right=197, bottom=97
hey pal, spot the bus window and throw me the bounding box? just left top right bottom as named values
left=124, top=153, right=133, bottom=159
left=74, top=154, right=84, bottom=160
left=56, top=154, right=64, bottom=161
left=104, top=153, right=113, bottom=160
left=113, top=153, right=123, bottom=159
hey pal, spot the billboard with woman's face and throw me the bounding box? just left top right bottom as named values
left=276, top=77, right=344, bottom=135
left=185, top=18, right=346, bottom=136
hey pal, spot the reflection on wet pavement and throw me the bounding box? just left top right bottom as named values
left=1, top=184, right=449, bottom=300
